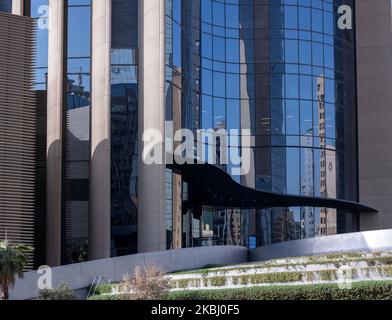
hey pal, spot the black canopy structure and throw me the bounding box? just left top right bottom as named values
left=168, top=160, right=378, bottom=214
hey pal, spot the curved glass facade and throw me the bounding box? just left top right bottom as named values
left=165, top=0, right=359, bottom=248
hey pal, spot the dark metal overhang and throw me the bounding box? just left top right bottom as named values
left=168, top=160, right=378, bottom=213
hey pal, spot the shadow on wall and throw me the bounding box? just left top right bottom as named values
left=46, top=139, right=62, bottom=267
left=89, top=139, right=111, bottom=260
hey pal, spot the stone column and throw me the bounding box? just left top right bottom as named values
left=357, top=0, right=392, bottom=230
left=46, top=0, right=64, bottom=266
left=12, top=0, right=24, bottom=15
left=138, top=0, right=167, bottom=252
left=89, top=0, right=112, bottom=260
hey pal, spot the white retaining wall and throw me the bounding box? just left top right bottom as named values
left=9, top=246, right=248, bottom=300
left=250, top=229, right=392, bottom=261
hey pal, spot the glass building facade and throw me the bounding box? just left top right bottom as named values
left=26, top=0, right=92, bottom=264
left=0, top=0, right=11, bottom=13
left=25, top=0, right=50, bottom=267
left=62, top=0, right=92, bottom=263
left=165, top=0, right=359, bottom=248
left=6, top=0, right=372, bottom=266
left=110, top=0, right=139, bottom=256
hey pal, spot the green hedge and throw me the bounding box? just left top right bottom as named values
left=164, top=281, right=392, bottom=300
left=92, top=283, right=114, bottom=295
left=89, top=294, right=121, bottom=301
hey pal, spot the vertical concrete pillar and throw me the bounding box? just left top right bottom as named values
left=89, top=0, right=112, bottom=260
left=46, top=0, right=64, bottom=266
left=357, top=0, right=392, bottom=230
left=12, top=0, right=24, bottom=15
left=138, top=0, right=167, bottom=252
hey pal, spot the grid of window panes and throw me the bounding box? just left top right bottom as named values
left=197, top=0, right=357, bottom=203
left=165, top=0, right=359, bottom=246
left=63, top=0, right=92, bottom=264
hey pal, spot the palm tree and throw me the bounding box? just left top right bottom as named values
left=0, top=240, right=31, bottom=300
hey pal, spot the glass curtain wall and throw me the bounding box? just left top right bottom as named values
left=110, top=0, right=139, bottom=257
left=165, top=0, right=359, bottom=248
left=62, top=0, right=91, bottom=264
left=0, top=0, right=11, bottom=12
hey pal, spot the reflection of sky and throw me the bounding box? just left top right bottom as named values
left=29, top=0, right=49, bottom=88
left=168, top=0, right=352, bottom=199
left=66, top=1, right=91, bottom=93
left=67, top=5, right=91, bottom=58
left=0, top=0, right=12, bottom=13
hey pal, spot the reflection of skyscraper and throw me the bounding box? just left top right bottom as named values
left=317, top=76, right=337, bottom=236
left=272, top=208, right=297, bottom=243
left=171, top=68, right=182, bottom=249
left=301, top=131, right=315, bottom=238
left=226, top=209, right=241, bottom=246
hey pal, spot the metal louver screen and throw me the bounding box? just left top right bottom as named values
left=0, top=12, right=36, bottom=269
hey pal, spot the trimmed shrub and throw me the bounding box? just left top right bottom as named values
left=176, top=279, right=191, bottom=289
left=210, top=276, right=226, bottom=287
left=39, top=282, right=77, bottom=300
left=92, top=283, right=113, bottom=295
left=165, top=281, right=392, bottom=301
left=319, top=270, right=337, bottom=281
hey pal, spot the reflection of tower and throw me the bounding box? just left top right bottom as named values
left=227, top=209, right=241, bottom=246
left=110, top=47, right=139, bottom=256
left=271, top=208, right=297, bottom=243
left=317, top=76, right=337, bottom=236
left=172, top=68, right=182, bottom=249
left=301, top=130, right=315, bottom=238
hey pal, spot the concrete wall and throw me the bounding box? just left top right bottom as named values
left=9, top=230, right=392, bottom=299
left=9, top=246, right=248, bottom=300
left=250, top=229, right=392, bottom=262
left=357, top=0, right=392, bottom=230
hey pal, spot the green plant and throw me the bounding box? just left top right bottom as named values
left=380, top=266, right=392, bottom=277
left=367, top=260, right=377, bottom=267
left=193, top=279, right=201, bottom=287
left=210, top=276, right=226, bottom=287
left=92, top=283, right=113, bottom=295
left=238, top=275, right=249, bottom=285
left=319, top=270, right=337, bottom=281
left=39, top=282, right=77, bottom=300
left=119, top=265, right=170, bottom=300
left=164, top=281, right=392, bottom=301
left=0, top=240, right=32, bottom=300
left=176, top=279, right=191, bottom=289
left=305, top=272, right=315, bottom=282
